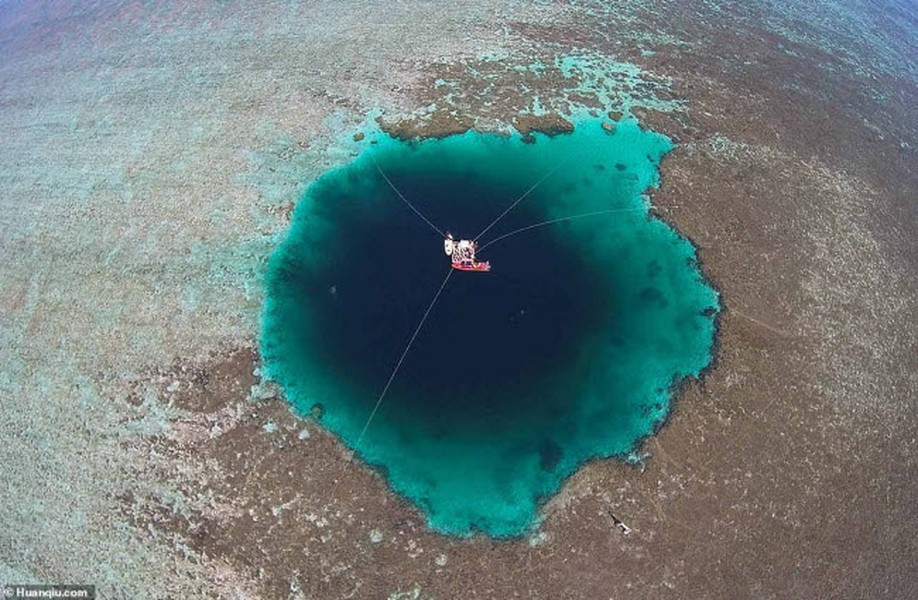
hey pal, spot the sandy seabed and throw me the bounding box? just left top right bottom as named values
left=0, top=1, right=915, bottom=598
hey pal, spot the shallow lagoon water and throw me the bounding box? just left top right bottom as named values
left=261, top=119, right=719, bottom=536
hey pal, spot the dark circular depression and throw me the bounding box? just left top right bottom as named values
left=270, top=159, right=610, bottom=436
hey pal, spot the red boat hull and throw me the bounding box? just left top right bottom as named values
left=452, top=260, right=491, bottom=272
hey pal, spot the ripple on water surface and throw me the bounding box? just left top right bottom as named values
left=261, top=119, right=719, bottom=536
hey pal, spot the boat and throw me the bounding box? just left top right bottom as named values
left=444, top=233, right=491, bottom=272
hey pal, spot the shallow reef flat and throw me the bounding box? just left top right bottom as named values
left=0, top=0, right=915, bottom=598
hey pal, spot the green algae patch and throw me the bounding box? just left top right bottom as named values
left=261, top=118, right=719, bottom=536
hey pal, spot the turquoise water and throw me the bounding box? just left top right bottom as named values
left=261, top=119, right=719, bottom=536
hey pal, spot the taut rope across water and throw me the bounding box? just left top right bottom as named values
left=479, top=206, right=657, bottom=251
left=338, top=268, right=453, bottom=483
left=374, top=158, right=446, bottom=237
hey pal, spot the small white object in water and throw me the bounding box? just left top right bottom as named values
left=369, top=529, right=384, bottom=543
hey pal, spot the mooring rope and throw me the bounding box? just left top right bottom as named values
left=478, top=206, right=658, bottom=252
left=339, top=267, right=454, bottom=483
left=473, top=162, right=565, bottom=242
left=373, top=159, right=445, bottom=238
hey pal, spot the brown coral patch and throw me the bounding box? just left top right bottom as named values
left=511, top=113, right=575, bottom=140
left=376, top=110, right=474, bottom=140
